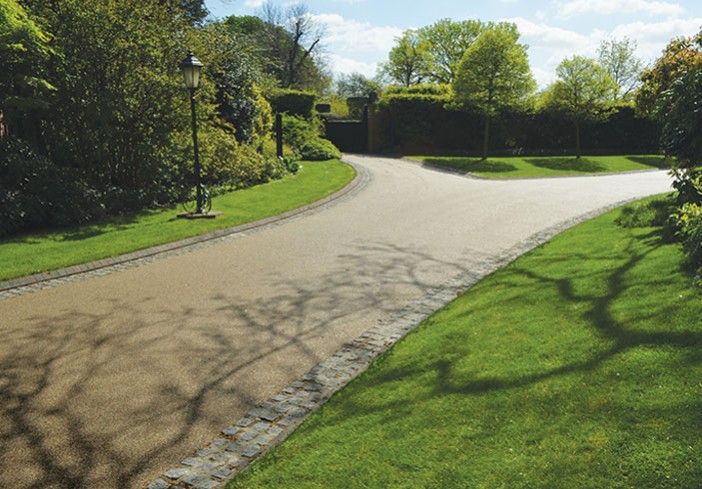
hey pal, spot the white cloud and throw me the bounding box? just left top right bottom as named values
left=609, top=18, right=702, bottom=62
left=312, top=13, right=403, bottom=53
left=512, top=17, right=593, bottom=48
left=554, top=0, right=686, bottom=19
left=243, top=0, right=265, bottom=8
left=510, top=15, right=702, bottom=88
left=327, top=54, right=380, bottom=77
left=532, top=66, right=557, bottom=89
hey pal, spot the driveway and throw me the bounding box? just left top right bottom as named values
left=0, top=155, right=672, bottom=488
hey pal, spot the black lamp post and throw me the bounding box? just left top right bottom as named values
left=180, top=52, right=205, bottom=214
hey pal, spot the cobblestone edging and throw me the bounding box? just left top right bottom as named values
left=146, top=198, right=638, bottom=489
left=0, top=162, right=370, bottom=302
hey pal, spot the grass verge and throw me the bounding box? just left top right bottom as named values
left=0, top=160, right=355, bottom=281
left=408, top=155, right=671, bottom=178
left=228, top=194, right=702, bottom=489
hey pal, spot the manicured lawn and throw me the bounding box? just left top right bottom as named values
left=0, top=160, right=355, bottom=281
left=408, top=154, right=671, bottom=178
left=228, top=195, right=702, bottom=489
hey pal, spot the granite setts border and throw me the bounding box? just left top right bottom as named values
left=146, top=198, right=640, bottom=489
left=0, top=162, right=369, bottom=302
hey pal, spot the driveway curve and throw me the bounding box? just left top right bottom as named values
left=0, top=155, right=671, bottom=489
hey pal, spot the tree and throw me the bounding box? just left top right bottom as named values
left=417, top=18, right=485, bottom=84
left=335, top=72, right=382, bottom=98
left=207, top=22, right=272, bottom=144
left=259, top=2, right=327, bottom=90
left=381, top=29, right=429, bottom=86
left=542, top=56, right=618, bottom=158
left=224, top=4, right=328, bottom=91
left=31, top=0, right=197, bottom=192
left=636, top=34, right=702, bottom=120
left=452, top=25, right=535, bottom=159
left=0, top=0, right=55, bottom=146
left=598, top=37, right=643, bottom=101
left=651, top=31, right=702, bottom=167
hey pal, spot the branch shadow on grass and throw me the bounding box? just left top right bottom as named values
left=625, top=155, right=672, bottom=169
left=422, top=158, right=518, bottom=174
left=526, top=157, right=607, bottom=172
left=317, top=227, right=702, bottom=446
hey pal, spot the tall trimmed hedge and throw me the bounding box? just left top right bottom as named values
left=373, top=94, right=662, bottom=155
left=268, top=89, right=316, bottom=117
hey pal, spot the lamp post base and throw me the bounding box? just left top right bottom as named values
left=177, top=211, right=223, bottom=220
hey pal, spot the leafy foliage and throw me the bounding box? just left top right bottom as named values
left=657, top=35, right=702, bottom=167
left=452, top=24, right=535, bottom=158
left=208, top=24, right=273, bottom=144
left=223, top=4, right=328, bottom=92
left=335, top=72, right=383, bottom=98
left=0, top=138, right=104, bottom=238
left=281, top=114, right=340, bottom=160
left=0, top=0, right=55, bottom=146
left=417, top=18, right=487, bottom=84
left=597, top=37, right=643, bottom=101
left=541, top=56, right=618, bottom=157
left=381, top=29, right=429, bottom=86
left=636, top=33, right=702, bottom=120
left=0, top=0, right=300, bottom=237
left=268, top=89, right=316, bottom=118
left=640, top=30, right=702, bottom=272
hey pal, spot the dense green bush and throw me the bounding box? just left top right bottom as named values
left=281, top=114, right=341, bottom=160
left=301, top=138, right=342, bottom=160
left=0, top=138, right=105, bottom=237
left=671, top=202, right=702, bottom=272
left=268, top=89, right=316, bottom=118
left=197, top=127, right=291, bottom=190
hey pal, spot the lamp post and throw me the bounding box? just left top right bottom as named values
left=180, top=52, right=205, bottom=214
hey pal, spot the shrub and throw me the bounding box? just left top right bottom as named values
left=671, top=202, right=702, bottom=272
left=197, top=126, right=288, bottom=190
left=281, top=114, right=341, bottom=160
left=0, top=138, right=105, bottom=237
left=268, top=89, right=316, bottom=118
left=301, top=138, right=342, bottom=161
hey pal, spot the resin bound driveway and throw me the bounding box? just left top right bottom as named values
left=0, top=155, right=671, bottom=489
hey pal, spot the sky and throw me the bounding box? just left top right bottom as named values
left=203, top=0, right=702, bottom=89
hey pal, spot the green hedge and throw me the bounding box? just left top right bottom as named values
left=373, top=95, right=662, bottom=155
left=268, top=89, right=316, bottom=118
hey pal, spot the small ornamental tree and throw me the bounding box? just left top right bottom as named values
left=597, top=37, right=643, bottom=102
left=381, top=29, right=430, bottom=86
left=542, top=56, right=618, bottom=158
left=452, top=25, right=535, bottom=159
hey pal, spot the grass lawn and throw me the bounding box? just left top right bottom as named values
left=0, top=159, right=355, bottom=281
left=228, top=195, right=702, bottom=489
left=408, top=154, right=671, bottom=178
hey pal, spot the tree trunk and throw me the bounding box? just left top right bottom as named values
left=482, top=116, right=491, bottom=160
left=575, top=120, right=581, bottom=159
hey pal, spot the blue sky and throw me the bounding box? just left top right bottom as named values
left=204, top=0, right=702, bottom=88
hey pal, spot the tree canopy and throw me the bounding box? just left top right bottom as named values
left=0, top=0, right=55, bottom=144
left=452, top=24, right=535, bottom=159
left=541, top=56, right=618, bottom=157
left=417, top=18, right=485, bottom=84
left=597, top=37, right=643, bottom=102
left=381, top=29, right=429, bottom=86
